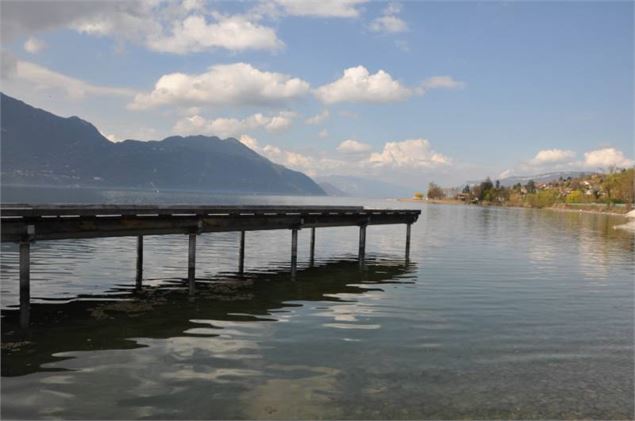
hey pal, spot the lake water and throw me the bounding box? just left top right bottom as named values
left=1, top=188, right=634, bottom=419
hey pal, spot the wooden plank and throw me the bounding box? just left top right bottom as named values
left=1, top=207, right=420, bottom=243
left=0, top=204, right=365, bottom=218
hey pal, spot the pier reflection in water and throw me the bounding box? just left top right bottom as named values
left=2, top=257, right=414, bottom=373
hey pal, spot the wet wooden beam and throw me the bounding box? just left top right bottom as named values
left=19, top=240, right=30, bottom=328
left=136, top=235, right=143, bottom=288
left=188, top=233, right=196, bottom=294
left=239, top=231, right=245, bottom=274
left=405, top=223, right=412, bottom=261
left=291, top=228, right=298, bottom=279
left=358, top=224, right=366, bottom=263
left=310, top=227, right=316, bottom=266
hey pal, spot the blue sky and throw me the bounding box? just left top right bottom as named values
left=1, top=0, right=633, bottom=187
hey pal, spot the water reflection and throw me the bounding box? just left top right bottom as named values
left=2, top=258, right=415, bottom=378
left=1, top=196, right=633, bottom=419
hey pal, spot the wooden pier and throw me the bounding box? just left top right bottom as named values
left=1, top=204, right=420, bottom=327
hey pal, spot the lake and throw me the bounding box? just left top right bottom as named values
left=1, top=188, right=633, bottom=419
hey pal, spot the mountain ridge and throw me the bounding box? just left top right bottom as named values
left=0, top=93, right=325, bottom=196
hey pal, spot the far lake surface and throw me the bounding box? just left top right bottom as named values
left=1, top=187, right=634, bottom=419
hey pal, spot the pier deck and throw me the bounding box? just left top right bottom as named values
left=1, top=204, right=420, bottom=327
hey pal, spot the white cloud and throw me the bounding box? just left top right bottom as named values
left=173, top=111, right=297, bottom=137
left=583, top=148, right=633, bottom=168
left=145, top=14, right=283, bottom=54
left=530, top=149, right=576, bottom=165
left=234, top=134, right=348, bottom=177
left=130, top=63, right=310, bottom=109
left=239, top=134, right=260, bottom=150
left=231, top=134, right=455, bottom=181
left=370, top=15, right=408, bottom=33
left=510, top=146, right=633, bottom=176
left=369, top=3, right=407, bottom=33
left=23, top=37, right=45, bottom=53
left=417, top=76, right=465, bottom=94
left=315, top=66, right=411, bottom=104
left=271, top=0, right=367, bottom=18
left=1, top=54, right=136, bottom=100
left=305, top=109, right=330, bottom=125
left=318, top=129, right=329, bottom=138
left=498, top=169, right=513, bottom=179
left=3, top=1, right=282, bottom=54
left=369, top=138, right=451, bottom=168
left=337, top=139, right=372, bottom=153
left=104, top=133, right=120, bottom=142
left=262, top=144, right=314, bottom=171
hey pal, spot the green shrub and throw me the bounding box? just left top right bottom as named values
left=526, top=190, right=559, bottom=208
left=565, top=190, right=584, bottom=204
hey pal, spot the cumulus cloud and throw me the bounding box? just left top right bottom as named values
left=145, top=14, right=282, bottom=54
left=318, top=129, right=329, bottom=138
left=1, top=0, right=121, bottom=42
left=130, top=63, right=310, bottom=109
left=583, top=147, right=633, bottom=168
left=3, top=1, right=282, bottom=54
left=232, top=133, right=454, bottom=180
left=315, top=66, right=464, bottom=104
left=417, top=76, right=465, bottom=94
left=262, top=144, right=314, bottom=170
left=510, top=146, right=633, bottom=176
left=530, top=149, right=576, bottom=165
left=305, top=109, right=330, bottom=125
left=315, top=66, right=411, bottom=104
left=23, top=36, right=45, bottom=53
left=239, top=134, right=260, bottom=150
left=1, top=53, right=135, bottom=99
left=369, top=138, right=451, bottom=168
left=369, top=3, right=408, bottom=33
left=173, top=111, right=297, bottom=137
left=271, top=0, right=367, bottom=18
left=337, top=139, right=372, bottom=153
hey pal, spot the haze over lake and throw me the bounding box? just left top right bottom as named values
left=2, top=189, right=633, bottom=419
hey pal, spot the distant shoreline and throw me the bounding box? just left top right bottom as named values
left=397, top=197, right=631, bottom=216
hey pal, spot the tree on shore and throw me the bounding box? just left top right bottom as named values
left=478, top=178, right=494, bottom=201
left=427, top=183, right=445, bottom=199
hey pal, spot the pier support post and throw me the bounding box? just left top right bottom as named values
left=291, top=228, right=298, bottom=279
left=136, top=235, right=143, bottom=289
left=358, top=224, right=366, bottom=264
left=19, top=240, right=31, bottom=328
left=309, top=227, right=316, bottom=266
left=239, top=231, right=245, bottom=274
left=188, top=233, right=196, bottom=294
left=405, top=223, right=411, bottom=262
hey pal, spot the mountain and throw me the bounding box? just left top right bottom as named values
left=465, top=171, right=593, bottom=188
left=497, top=171, right=592, bottom=187
left=315, top=175, right=412, bottom=198
left=0, top=93, right=325, bottom=195
left=317, top=181, right=349, bottom=197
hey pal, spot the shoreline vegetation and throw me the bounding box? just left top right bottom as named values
left=401, top=168, right=634, bottom=216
